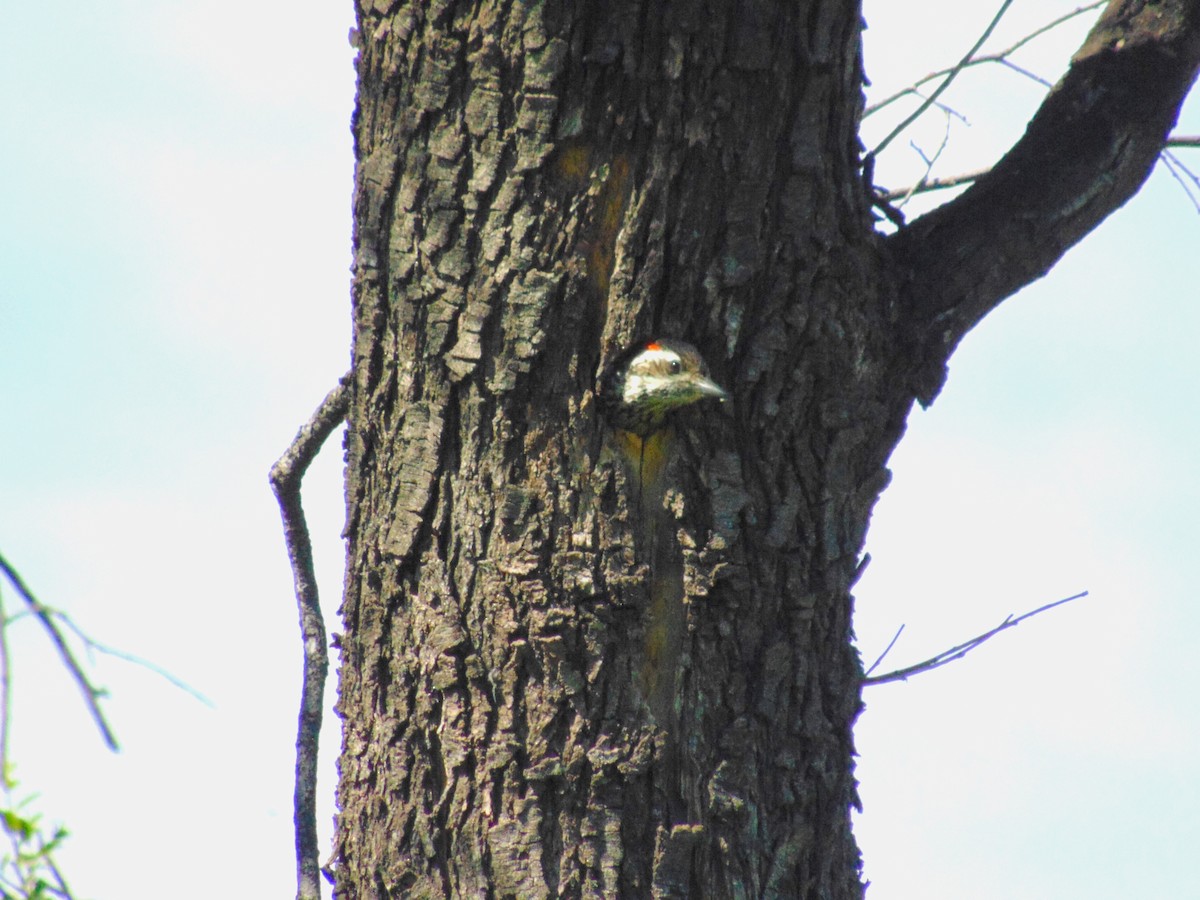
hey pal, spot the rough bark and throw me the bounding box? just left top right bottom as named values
left=332, top=1, right=1200, bottom=897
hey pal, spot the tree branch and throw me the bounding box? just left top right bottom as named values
left=881, top=133, right=1200, bottom=203
left=879, top=166, right=993, bottom=202
left=269, top=372, right=352, bottom=900
left=863, top=624, right=904, bottom=678
left=0, top=554, right=118, bottom=751
left=870, top=0, right=1016, bottom=158
left=865, top=2, right=1106, bottom=119
left=888, top=113, right=956, bottom=209
left=0, top=588, right=12, bottom=779
left=886, top=0, right=1200, bottom=406
left=862, top=591, right=1088, bottom=686
left=54, top=613, right=213, bottom=708
left=1160, top=150, right=1200, bottom=213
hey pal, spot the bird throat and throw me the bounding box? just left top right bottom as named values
left=613, top=427, right=675, bottom=504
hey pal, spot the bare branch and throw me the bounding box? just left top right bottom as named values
left=881, top=132, right=1200, bottom=202
left=0, top=589, right=10, bottom=776
left=270, top=372, right=352, bottom=900
left=38, top=835, right=73, bottom=900
left=870, top=0, right=1016, bottom=158
left=879, top=166, right=992, bottom=201
left=54, top=613, right=213, bottom=708
left=892, top=113, right=956, bottom=209
left=863, top=624, right=904, bottom=678
left=866, top=2, right=1106, bottom=118
left=0, top=554, right=118, bottom=751
left=872, top=6, right=1192, bottom=208
left=1165, top=150, right=1200, bottom=193
left=862, top=591, right=1088, bottom=687
left=996, top=57, right=1053, bottom=89
left=867, top=2, right=1108, bottom=216
left=886, top=0, right=1200, bottom=406
left=1159, top=151, right=1200, bottom=214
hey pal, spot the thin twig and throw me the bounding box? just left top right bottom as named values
left=881, top=134, right=1200, bottom=202
left=862, top=590, right=1088, bottom=686
left=0, top=554, right=118, bottom=751
left=1161, top=151, right=1200, bottom=207
left=1166, top=150, right=1200, bottom=191
left=870, top=0, right=1017, bottom=158
left=864, top=624, right=904, bottom=678
left=51, top=613, right=214, bottom=708
left=894, top=112, right=955, bottom=209
left=879, top=166, right=993, bottom=202
left=0, top=581, right=78, bottom=899
left=0, top=588, right=9, bottom=779
left=910, top=96, right=970, bottom=128
left=2, top=815, right=23, bottom=896
left=270, top=372, right=352, bottom=900
left=865, top=2, right=1105, bottom=118
left=1159, top=152, right=1200, bottom=214
left=39, top=836, right=73, bottom=900
left=996, top=57, right=1053, bottom=89
left=867, top=3, right=1111, bottom=214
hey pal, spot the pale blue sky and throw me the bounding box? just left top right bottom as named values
left=2, top=3, right=1196, bottom=898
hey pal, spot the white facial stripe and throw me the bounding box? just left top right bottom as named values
left=622, top=372, right=651, bottom=404
left=635, top=347, right=683, bottom=369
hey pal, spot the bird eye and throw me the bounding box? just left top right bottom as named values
left=668, top=359, right=682, bottom=374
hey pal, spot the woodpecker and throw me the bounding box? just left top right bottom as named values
left=599, top=339, right=728, bottom=436
left=598, top=339, right=727, bottom=733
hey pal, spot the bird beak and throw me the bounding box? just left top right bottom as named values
left=693, top=376, right=729, bottom=402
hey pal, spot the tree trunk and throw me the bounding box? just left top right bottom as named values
left=332, top=1, right=1200, bottom=897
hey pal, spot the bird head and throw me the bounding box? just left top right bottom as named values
left=601, top=339, right=728, bottom=435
